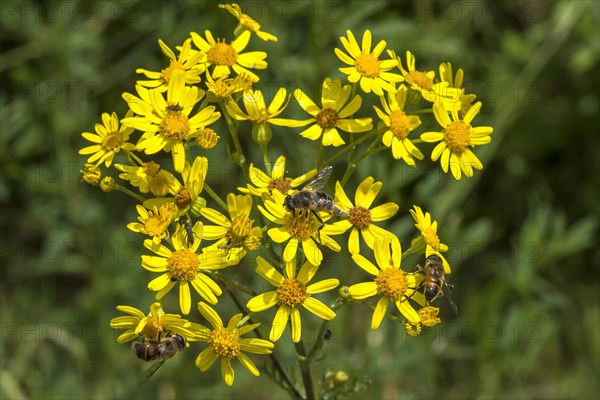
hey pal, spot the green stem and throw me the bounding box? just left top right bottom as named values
left=324, top=130, right=377, bottom=165
left=219, top=101, right=248, bottom=177
left=261, top=143, right=272, bottom=176
left=306, top=299, right=345, bottom=360
left=203, top=183, right=228, bottom=212
left=295, top=338, right=314, bottom=400
left=115, top=184, right=146, bottom=202
left=411, top=108, right=434, bottom=115
left=211, top=271, right=256, bottom=297
left=316, top=142, right=325, bottom=170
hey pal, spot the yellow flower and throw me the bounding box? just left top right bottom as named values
left=439, top=62, right=477, bottom=117
left=348, top=239, right=420, bottom=329
left=238, top=155, right=317, bottom=197
left=79, top=111, right=135, bottom=167
left=143, top=156, right=208, bottom=217
left=258, top=190, right=343, bottom=266
left=141, top=222, right=226, bottom=315
left=331, top=177, right=399, bottom=254
left=127, top=203, right=179, bottom=244
left=246, top=256, right=339, bottom=342
left=121, top=70, right=220, bottom=172
left=80, top=163, right=102, bottom=186
left=334, top=30, right=403, bottom=95
left=199, top=193, right=260, bottom=265
left=397, top=50, right=461, bottom=108
left=205, top=73, right=253, bottom=100
left=109, top=302, right=194, bottom=343
left=136, top=38, right=206, bottom=90
left=192, top=302, right=274, bottom=387
left=374, top=86, right=424, bottom=166
left=409, top=205, right=451, bottom=273
left=292, top=78, right=373, bottom=147
left=196, top=128, right=220, bottom=149
left=420, top=101, right=493, bottom=180
left=114, top=161, right=178, bottom=197
left=226, top=88, right=297, bottom=145
left=190, top=30, right=267, bottom=82
left=418, top=306, right=441, bottom=327
left=219, top=3, right=278, bottom=42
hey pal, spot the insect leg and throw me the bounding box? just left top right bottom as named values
left=310, top=209, right=324, bottom=244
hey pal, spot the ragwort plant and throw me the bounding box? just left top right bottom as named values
left=79, top=3, right=493, bottom=398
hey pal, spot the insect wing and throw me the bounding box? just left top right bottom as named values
left=135, top=359, right=166, bottom=388
left=303, top=166, right=333, bottom=191
left=442, top=283, right=458, bottom=315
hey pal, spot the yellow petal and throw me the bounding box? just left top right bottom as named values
left=306, top=278, right=339, bottom=294
left=270, top=306, right=289, bottom=342
left=221, top=358, right=235, bottom=386
left=302, top=297, right=336, bottom=320
left=237, top=352, right=260, bottom=376
left=247, top=291, right=279, bottom=312
left=371, top=297, right=389, bottom=330
left=195, top=347, right=217, bottom=371
left=290, top=308, right=302, bottom=343
left=348, top=281, right=378, bottom=299
left=351, top=254, right=379, bottom=276
left=197, top=301, right=223, bottom=329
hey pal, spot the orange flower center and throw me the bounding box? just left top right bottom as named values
left=316, top=107, right=339, bottom=129
left=355, top=53, right=380, bottom=78
left=388, top=109, right=412, bottom=139
left=276, top=278, right=308, bottom=308
left=210, top=328, right=240, bottom=358
left=167, top=249, right=199, bottom=281
left=268, top=177, right=293, bottom=194
left=141, top=317, right=163, bottom=341
left=102, top=131, right=124, bottom=152
left=148, top=171, right=171, bottom=197
left=174, top=187, right=192, bottom=210
left=284, top=212, right=317, bottom=242
left=348, top=206, right=371, bottom=229
left=409, top=71, right=433, bottom=91
left=145, top=213, right=170, bottom=237
left=444, top=120, right=470, bottom=152
left=159, top=110, right=191, bottom=141
left=375, top=268, right=408, bottom=301
left=160, top=60, right=185, bottom=83
left=207, top=40, right=238, bottom=66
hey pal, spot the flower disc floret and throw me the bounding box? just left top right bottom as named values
left=276, top=278, right=308, bottom=308
left=316, top=108, right=340, bottom=129
left=210, top=328, right=240, bottom=358
left=167, top=249, right=199, bottom=281
left=375, top=267, right=408, bottom=301
left=348, top=206, right=372, bottom=230
left=284, top=213, right=317, bottom=242
left=208, top=40, right=239, bottom=66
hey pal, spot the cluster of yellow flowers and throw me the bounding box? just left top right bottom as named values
left=79, top=3, right=492, bottom=390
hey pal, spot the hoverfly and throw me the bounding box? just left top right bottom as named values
left=132, top=332, right=186, bottom=387
left=415, top=254, right=458, bottom=314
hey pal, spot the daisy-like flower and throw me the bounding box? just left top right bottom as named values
left=109, top=302, right=194, bottom=343
left=420, top=101, right=493, bottom=180
left=292, top=78, right=373, bottom=147
left=258, top=190, right=343, bottom=266
left=219, top=3, right=278, bottom=42
left=127, top=203, right=179, bottom=244
left=226, top=88, right=298, bottom=145
left=397, top=51, right=461, bottom=108
left=190, top=30, right=267, bottom=82
left=374, top=86, right=424, bottom=166
left=246, top=256, right=339, bottom=342
left=141, top=221, right=227, bottom=315
left=205, top=73, right=253, bottom=101
left=409, top=205, right=451, bottom=273
left=121, top=70, right=220, bottom=173
left=199, top=193, right=261, bottom=265
left=334, top=30, right=403, bottom=96
left=79, top=111, right=135, bottom=167
left=192, top=302, right=274, bottom=387
left=439, top=62, right=477, bottom=117
left=136, top=38, right=206, bottom=90
left=143, top=156, right=208, bottom=217
left=114, top=161, right=177, bottom=197
left=330, top=177, right=399, bottom=254
left=348, top=239, right=420, bottom=330
left=238, top=155, right=317, bottom=198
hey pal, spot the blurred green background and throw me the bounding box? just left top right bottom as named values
left=1, top=0, right=599, bottom=399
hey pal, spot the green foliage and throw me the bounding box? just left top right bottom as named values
left=1, top=0, right=598, bottom=399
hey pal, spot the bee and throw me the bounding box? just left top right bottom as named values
left=415, top=254, right=458, bottom=314
left=283, top=166, right=346, bottom=236
left=132, top=332, right=186, bottom=387
left=166, top=104, right=183, bottom=112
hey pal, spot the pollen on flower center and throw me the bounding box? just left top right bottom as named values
left=410, top=71, right=433, bottom=91
left=229, top=214, right=253, bottom=240
left=284, top=212, right=317, bottom=242
left=389, top=110, right=411, bottom=139
left=355, top=53, right=380, bottom=78
left=159, top=112, right=191, bottom=141
left=141, top=317, right=162, bottom=340
left=102, top=131, right=123, bottom=151
left=143, top=161, right=161, bottom=177
left=316, top=107, right=340, bottom=129
left=423, top=228, right=442, bottom=251
left=276, top=278, right=308, bottom=308
left=148, top=171, right=170, bottom=197
left=444, top=120, right=470, bottom=152
left=174, top=187, right=192, bottom=210
left=161, top=60, right=185, bottom=82
left=145, top=214, right=169, bottom=237
left=210, top=328, right=240, bottom=358
left=348, top=206, right=371, bottom=229
left=167, top=249, right=199, bottom=281
left=208, top=40, right=238, bottom=66
left=375, top=268, right=408, bottom=301
left=268, top=177, right=293, bottom=194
